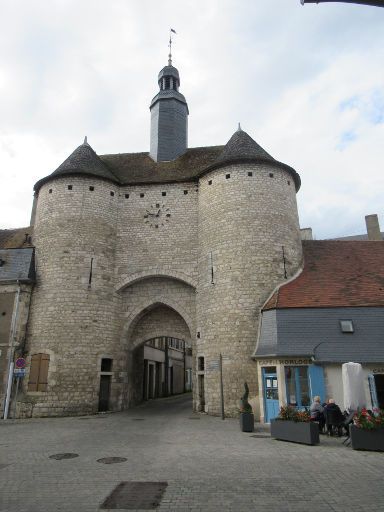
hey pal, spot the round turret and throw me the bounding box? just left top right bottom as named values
left=26, top=141, right=120, bottom=416
left=195, top=128, right=303, bottom=416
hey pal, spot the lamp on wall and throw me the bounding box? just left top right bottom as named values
left=311, top=341, right=327, bottom=363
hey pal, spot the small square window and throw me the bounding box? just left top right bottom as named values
left=89, top=186, right=94, bottom=191
left=226, top=174, right=230, bottom=179
left=248, top=172, right=253, bottom=177
left=287, top=180, right=291, bottom=186
left=162, top=191, right=166, bottom=197
left=68, top=185, right=73, bottom=190
left=184, top=190, right=188, bottom=195
left=125, top=194, right=129, bottom=199
left=340, top=320, right=354, bottom=333
left=208, top=180, right=212, bottom=185
left=140, top=193, right=145, bottom=198
left=49, top=189, right=52, bottom=194
left=110, top=191, right=114, bottom=197
left=269, top=173, right=274, bottom=178
left=101, top=358, right=113, bottom=372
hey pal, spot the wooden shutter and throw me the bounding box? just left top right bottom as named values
left=37, top=354, right=50, bottom=392
left=28, top=354, right=40, bottom=391
left=308, top=364, right=325, bottom=404
left=27, top=353, right=50, bottom=392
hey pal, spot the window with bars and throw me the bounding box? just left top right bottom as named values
left=28, top=353, right=50, bottom=392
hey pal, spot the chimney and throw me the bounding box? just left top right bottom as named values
left=300, top=227, right=313, bottom=241
left=365, top=214, right=382, bottom=241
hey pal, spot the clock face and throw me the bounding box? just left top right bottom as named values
left=143, top=203, right=171, bottom=228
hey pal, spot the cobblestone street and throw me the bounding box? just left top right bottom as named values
left=0, top=394, right=383, bottom=512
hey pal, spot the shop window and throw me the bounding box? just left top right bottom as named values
left=28, top=353, right=50, bottom=392
left=285, top=366, right=310, bottom=407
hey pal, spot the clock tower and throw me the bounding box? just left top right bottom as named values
left=149, top=53, right=189, bottom=162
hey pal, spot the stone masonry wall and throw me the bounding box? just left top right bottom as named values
left=196, top=163, right=302, bottom=416
left=26, top=176, right=120, bottom=416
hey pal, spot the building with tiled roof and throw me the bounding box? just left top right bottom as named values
left=1, top=50, right=383, bottom=422
left=254, top=238, right=384, bottom=421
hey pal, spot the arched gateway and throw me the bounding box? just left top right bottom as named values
left=117, top=277, right=195, bottom=410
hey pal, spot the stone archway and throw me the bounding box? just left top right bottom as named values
left=122, top=300, right=193, bottom=408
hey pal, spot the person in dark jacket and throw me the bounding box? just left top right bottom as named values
left=324, top=398, right=345, bottom=436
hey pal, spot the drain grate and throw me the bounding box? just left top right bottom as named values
left=188, top=416, right=200, bottom=420
left=49, top=453, right=79, bottom=460
left=250, top=434, right=271, bottom=439
left=97, top=457, right=127, bottom=464
left=132, top=418, right=145, bottom=421
left=100, top=481, right=168, bottom=510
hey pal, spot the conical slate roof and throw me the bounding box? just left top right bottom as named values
left=215, top=129, right=275, bottom=164
left=205, top=128, right=301, bottom=191
left=34, top=141, right=119, bottom=191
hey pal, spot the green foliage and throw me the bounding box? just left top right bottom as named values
left=239, top=381, right=253, bottom=414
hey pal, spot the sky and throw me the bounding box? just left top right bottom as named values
left=0, top=0, right=383, bottom=239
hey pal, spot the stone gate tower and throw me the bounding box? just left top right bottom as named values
left=20, top=54, right=303, bottom=418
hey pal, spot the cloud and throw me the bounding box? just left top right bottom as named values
left=0, top=0, right=383, bottom=237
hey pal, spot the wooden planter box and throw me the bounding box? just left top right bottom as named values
left=240, top=412, right=254, bottom=432
left=350, top=425, right=384, bottom=452
left=270, top=419, right=320, bottom=445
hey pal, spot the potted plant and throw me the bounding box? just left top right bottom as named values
left=239, top=382, right=254, bottom=432
left=350, top=408, right=384, bottom=451
left=270, top=405, right=320, bottom=445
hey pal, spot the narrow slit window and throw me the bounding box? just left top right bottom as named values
left=125, top=194, right=130, bottom=199
left=162, top=191, right=166, bottom=197
left=67, top=185, right=73, bottom=190
left=184, top=190, right=188, bottom=195
left=110, top=191, right=114, bottom=197
left=226, top=174, right=230, bottom=179
left=208, top=180, right=212, bottom=185
left=89, top=186, right=94, bottom=191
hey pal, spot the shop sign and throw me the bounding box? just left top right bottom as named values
left=258, top=358, right=311, bottom=366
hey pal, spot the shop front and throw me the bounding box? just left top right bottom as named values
left=257, top=358, right=325, bottom=423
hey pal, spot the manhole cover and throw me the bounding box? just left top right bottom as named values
left=100, top=481, right=168, bottom=510
left=49, top=453, right=79, bottom=460
left=250, top=434, right=271, bottom=439
left=132, top=418, right=145, bottom=421
left=97, top=457, right=127, bottom=464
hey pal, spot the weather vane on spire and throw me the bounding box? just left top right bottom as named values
left=168, top=28, right=177, bottom=65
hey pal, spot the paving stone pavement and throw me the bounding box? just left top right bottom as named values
left=0, top=394, right=383, bottom=512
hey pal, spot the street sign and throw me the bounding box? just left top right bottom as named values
left=15, top=358, right=26, bottom=369
left=14, top=368, right=26, bottom=377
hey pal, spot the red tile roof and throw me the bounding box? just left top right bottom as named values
left=263, top=240, right=384, bottom=310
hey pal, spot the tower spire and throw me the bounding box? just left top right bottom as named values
left=168, top=28, right=176, bottom=66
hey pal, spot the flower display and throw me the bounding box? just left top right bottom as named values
left=276, top=405, right=311, bottom=423
left=353, top=408, right=384, bottom=430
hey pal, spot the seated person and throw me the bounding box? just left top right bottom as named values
left=324, top=398, right=345, bottom=436
left=310, top=395, right=325, bottom=431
